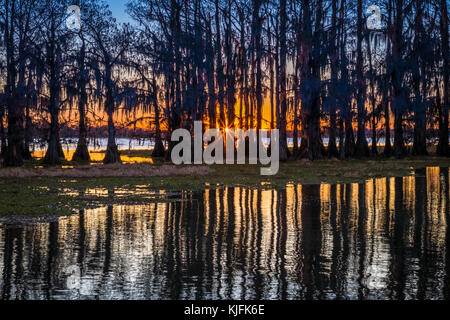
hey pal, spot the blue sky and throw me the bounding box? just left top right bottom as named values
left=107, top=0, right=131, bottom=24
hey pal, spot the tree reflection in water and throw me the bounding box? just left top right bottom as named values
left=0, top=167, right=449, bottom=300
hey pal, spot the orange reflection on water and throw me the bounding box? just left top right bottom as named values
left=31, top=150, right=154, bottom=164
left=0, top=166, right=449, bottom=299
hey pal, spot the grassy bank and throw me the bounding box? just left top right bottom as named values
left=0, top=155, right=449, bottom=217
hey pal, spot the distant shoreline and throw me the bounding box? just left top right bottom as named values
left=1, top=156, right=448, bottom=184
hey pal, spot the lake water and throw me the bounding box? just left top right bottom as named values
left=31, top=137, right=394, bottom=164
left=0, top=167, right=448, bottom=300
left=33, top=136, right=395, bottom=153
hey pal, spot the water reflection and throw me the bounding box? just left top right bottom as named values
left=0, top=167, right=449, bottom=300
left=32, top=150, right=154, bottom=164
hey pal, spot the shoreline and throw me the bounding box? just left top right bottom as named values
left=0, top=157, right=449, bottom=217
left=0, top=156, right=449, bottom=183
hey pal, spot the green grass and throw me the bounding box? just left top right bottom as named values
left=0, top=156, right=449, bottom=217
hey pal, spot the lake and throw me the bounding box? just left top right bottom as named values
left=0, top=167, right=448, bottom=300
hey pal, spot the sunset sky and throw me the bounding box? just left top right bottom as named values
left=57, top=1, right=425, bottom=132
left=81, top=0, right=276, bottom=130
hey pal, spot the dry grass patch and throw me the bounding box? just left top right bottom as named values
left=0, top=163, right=214, bottom=178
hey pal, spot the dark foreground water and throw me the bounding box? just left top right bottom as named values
left=0, top=167, right=449, bottom=300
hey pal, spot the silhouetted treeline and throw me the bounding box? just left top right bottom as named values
left=0, top=0, right=449, bottom=166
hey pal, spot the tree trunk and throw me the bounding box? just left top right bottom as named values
left=275, top=14, right=280, bottom=137
left=383, top=88, right=392, bottom=156
left=43, top=108, right=62, bottom=165
left=0, top=109, right=6, bottom=157
left=225, top=1, right=236, bottom=129
left=371, top=107, right=378, bottom=156
left=152, top=109, right=166, bottom=158
left=238, top=10, right=246, bottom=130
left=43, top=15, right=65, bottom=165
left=344, top=111, right=355, bottom=157
left=393, top=110, right=406, bottom=157
left=339, top=119, right=345, bottom=160
left=354, top=0, right=370, bottom=157
left=268, top=22, right=275, bottom=131
left=253, top=0, right=263, bottom=140
left=278, top=0, right=288, bottom=161
left=328, top=105, right=338, bottom=157
left=3, top=0, right=24, bottom=167
left=337, top=0, right=354, bottom=158
left=309, top=0, right=324, bottom=160
left=383, top=1, right=393, bottom=157
left=103, top=65, right=121, bottom=164
left=165, top=0, right=182, bottom=160
left=103, top=108, right=121, bottom=164
left=411, top=1, right=427, bottom=156
left=298, top=0, right=322, bottom=160
left=22, top=103, right=33, bottom=160
left=72, top=104, right=90, bottom=162
left=242, top=15, right=249, bottom=131
left=205, top=18, right=216, bottom=130
left=293, top=75, right=300, bottom=157
left=328, top=0, right=339, bottom=158
left=412, top=108, right=427, bottom=155
left=215, top=0, right=225, bottom=128
left=72, top=40, right=91, bottom=162
left=152, top=79, right=165, bottom=157
left=437, top=0, right=449, bottom=156
left=391, top=0, right=407, bottom=158
left=43, top=119, right=62, bottom=166
left=293, top=110, right=299, bottom=157
left=4, top=98, right=25, bottom=167
left=21, top=66, right=32, bottom=160
left=164, top=76, right=175, bottom=161
left=72, top=98, right=90, bottom=162
left=366, top=30, right=378, bottom=156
